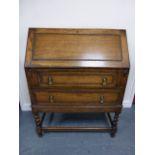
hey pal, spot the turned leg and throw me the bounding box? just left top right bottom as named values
left=111, top=112, right=120, bottom=137
left=33, top=112, right=43, bottom=137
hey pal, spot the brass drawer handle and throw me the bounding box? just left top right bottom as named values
left=102, top=77, right=107, bottom=86
left=100, top=96, right=104, bottom=104
left=49, top=95, right=54, bottom=103
left=48, top=76, right=53, bottom=85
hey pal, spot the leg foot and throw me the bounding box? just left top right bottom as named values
left=36, top=126, right=43, bottom=137
left=110, top=132, right=115, bottom=137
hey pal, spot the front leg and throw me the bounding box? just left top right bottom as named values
left=111, top=112, right=120, bottom=137
left=33, top=112, right=43, bottom=137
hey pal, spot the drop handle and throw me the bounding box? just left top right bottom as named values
left=100, top=96, right=104, bottom=104
left=102, top=77, right=107, bottom=86
left=49, top=95, right=54, bottom=103
left=48, top=76, right=53, bottom=85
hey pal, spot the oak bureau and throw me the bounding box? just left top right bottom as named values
left=25, top=28, right=129, bottom=137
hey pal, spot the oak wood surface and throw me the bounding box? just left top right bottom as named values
left=25, top=28, right=129, bottom=136
left=32, top=105, right=122, bottom=113
left=33, top=33, right=122, bottom=61
left=26, top=68, right=128, bottom=89
left=42, top=127, right=112, bottom=132
left=25, top=28, right=129, bottom=68
left=32, top=90, right=122, bottom=106
left=31, top=69, right=117, bottom=89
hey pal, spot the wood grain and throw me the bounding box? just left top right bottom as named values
left=33, top=33, right=122, bottom=61
left=32, top=90, right=121, bottom=106
left=25, top=28, right=129, bottom=68
left=25, top=28, right=129, bottom=137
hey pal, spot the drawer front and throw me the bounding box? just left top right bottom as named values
left=32, top=90, right=122, bottom=106
left=36, top=71, right=117, bottom=88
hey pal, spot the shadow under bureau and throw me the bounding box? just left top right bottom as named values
left=25, top=28, right=129, bottom=137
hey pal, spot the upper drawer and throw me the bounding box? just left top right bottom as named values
left=29, top=70, right=118, bottom=89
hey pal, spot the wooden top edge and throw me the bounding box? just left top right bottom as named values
left=28, top=28, right=126, bottom=34
left=28, top=27, right=126, bottom=31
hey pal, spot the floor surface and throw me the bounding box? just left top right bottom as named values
left=20, top=106, right=135, bottom=155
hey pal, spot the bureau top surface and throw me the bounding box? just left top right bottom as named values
left=25, top=28, right=129, bottom=68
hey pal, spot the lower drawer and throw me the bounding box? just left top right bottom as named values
left=32, top=90, right=122, bottom=106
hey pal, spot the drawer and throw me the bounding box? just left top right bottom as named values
left=32, top=90, right=122, bottom=106
left=35, top=71, right=117, bottom=88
